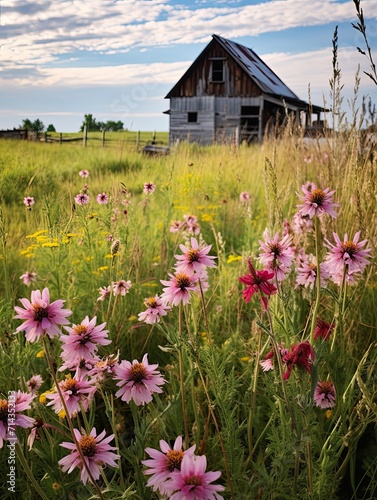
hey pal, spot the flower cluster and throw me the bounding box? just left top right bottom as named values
left=142, top=436, right=224, bottom=499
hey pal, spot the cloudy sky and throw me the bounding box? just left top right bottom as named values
left=1, top=0, right=376, bottom=132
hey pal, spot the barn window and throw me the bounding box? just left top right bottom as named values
left=188, top=112, right=198, bottom=123
left=211, top=60, right=224, bottom=82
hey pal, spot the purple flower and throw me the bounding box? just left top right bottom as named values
left=114, top=354, right=165, bottom=406
left=20, top=271, right=37, bottom=286
left=239, top=191, right=251, bottom=204
left=75, top=193, right=90, bottom=206
left=175, top=237, right=217, bottom=273
left=160, top=270, right=200, bottom=306
left=23, top=196, right=35, bottom=208
left=45, top=377, right=96, bottom=417
left=79, top=170, right=89, bottom=178
left=0, top=391, right=35, bottom=448
left=60, top=316, right=111, bottom=360
left=138, top=295, right=171, bottom=324
left=14, top=288, right=72, bottom=342
left=297, top=182, right=338, bottom=219
left=96, top=192, right=109, bottom=204
left=143, top=182, right=156, bottom=194
left=97, top=286, right=111, bottom=301
left=165, top=454, right=224, bottom=499
left=112, top=279, right=132, bottom=296
left=258, top=231, right=295, bottom=281
left=239, top=258, right=277, bottom=310
left=324, top=231, right=372, bottom=276
left=314, top=381, right=336, bottom=409
left=59, top=427, right=120, bottom=484
left=142, top=435, right=196, bottom=495
left=295, top=255, right=330, bottom=289
left=26, top=375, right=43, bottom=395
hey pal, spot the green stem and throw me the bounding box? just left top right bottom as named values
left=248, top=323, right=262, bottom=461
left=15, top=442, right=50, bottom=500
left=309, top=217, right=321, bottom=344
left=199, top=279, right=211, bottom=343
left=178, top=302, right=189, bottom=450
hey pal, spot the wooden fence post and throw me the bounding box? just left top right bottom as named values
left=83, top=125, right=87, bottom=147
left=102, top=129, right=105, bottom=147
left=136, top=131, right=140, bottom=150
left=152, top=130, right=156, bottom=144
left=59, top=133, right=63, bottom=144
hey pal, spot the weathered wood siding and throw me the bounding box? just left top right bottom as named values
left=169, top=96, right=215, bottom=144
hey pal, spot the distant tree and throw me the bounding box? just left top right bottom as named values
left=21, top=118, right=33, bottom=130
left=20, top=118, right=44, bottom=133
left=46, top=124, right=56, bottom=132
left=105, top=120, right=124, bottom=131
left=80, top=114, right=101, bottom=132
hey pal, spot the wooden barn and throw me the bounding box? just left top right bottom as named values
left=164, top=34, right=324, bottom=145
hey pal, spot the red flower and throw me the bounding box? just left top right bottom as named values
left=314, top=318, right=335, bottom=341
left=239, top=258, right=277, bottom=310
left=282, top=341, right=315, bottom=380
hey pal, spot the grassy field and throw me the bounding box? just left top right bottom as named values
left=0, top=125, right=376, bottom=499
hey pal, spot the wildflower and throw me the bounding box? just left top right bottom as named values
left=239, top=191, right=251, bottom=204
left=165, top=454, right=224, bottom=499
left=295, top=256, right=330, bottom=289
left=23, top=196, right=35, bottom=209
left=260, top=345, right=288, bottom=372
left=112, top=279, right=132, bottom=296
left=314, top=318, right=334, bottom=341
left=45, top=377, right=96, bottom=417
left=97, top=285, right=111, bottom=301
left=79, top=170, right=89, bottom=178
left=143, top=182, right=156, bottom=194
left=60, top=316, right=111, bottom=360
left=26, top=375, right=43, bottom=395
left=14, top=287, right=72, bottom=342
left=27, top=418, right=45, bottom=450
left=138, top=295, right=171, bottom=324
left=323, top=231, right=372, bottom=276
left=87, top=353, right=120, bottom=385
left=182, top=214, right=201, bottom=235
left=175, top=237, right=217, bottom=273
left=0, top=391, right=35, bottom=448
left=58, top=427, right=120, bottom=485
left=314, top=381, right=336, bottom=409
left=282, top=341, right=315, bottom=380
left=59, top=355, right=100, bottom=379
left=20, top=271, right=37, bottom=286
left=75, top=193, right=90, bottom=206
left=96, top=192, right=109, bottom=204
left=142, top=435, right=196, bottom=495
left=291, top=212, right=313, bottom=234
left=238, top=258, right=277, bottom=311
left=258, top=231, right=295, bottom=280
left=296, top=182, right=338, bottom=219
left=170, top=220, right=182, bottom=233
left=160, top=270, right=200, bottom=306
left=114, top=353, right=165, bottom=406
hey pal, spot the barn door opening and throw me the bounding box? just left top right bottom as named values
left=240, top=106, right=260, bottom=144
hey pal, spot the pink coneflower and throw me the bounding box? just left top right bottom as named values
left=291, top=212, right=313, bottom=234
left=26, top=375, right=43, bottom=395
left=138, top=295, right=171, bottom=324
left=160, top=270, right=200, bottom=306
left=59, top=355, right=100, bottom=380
left=20, top=271, right=37, bottom=286
left=314, top=381, right=336, bottom=409
left=314, top=318, right=334, bottom=341
left=187, top=222, right=201, bottom=235
left=14, top=287, right=72, bottom=342
left=114, top=353, right=165, bottom=406
left=45, top=377, right=96, bottom=417
left=142, top=436, right=196, bottom=495
left=23, top=196, right=35, bottom=208
left=79, top=170, right=89, bottom=178
left=297, top=182, right=338, bottom=219
left=60, top=316, right=110, bottom=360
left=175, top=237, right=217, bottom=273
left=258, top=232, right=295, bottom=281
left=59, top=427, right=120, bottom=485
left=112, top=279, right=132, bottom=296
left=143, top=182, right=156, bottom=194
left=0, top=391, right=35, bottom=448
left=282, top=341, right=315, bottom=381
left=75, top=193, right=90, bottom=206
left=324, top=231, right=372, bottom=276
left=96, top=192, right=109, bottom=204
left=239, top=191, right=251, bottom=204
left=295, top=256, right=330, bottom=289
left=97, top=286, right=111, bottom=301
left=165, top=454, right=224, bottom=500
left=238, top=258, right=277, bottom=311
left=170, top=220, right=183, bottom=233
left=87, top=353, right=120, bottom=385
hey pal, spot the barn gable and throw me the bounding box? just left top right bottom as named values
left=165, top=34, right=324, bottom=145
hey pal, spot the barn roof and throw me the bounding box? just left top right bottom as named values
left=165, top=34, right=324, bottom=113
left=212, top=34, right=299, bottom=100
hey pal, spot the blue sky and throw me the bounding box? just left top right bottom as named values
left=1, top=0, right=376, bottom=132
